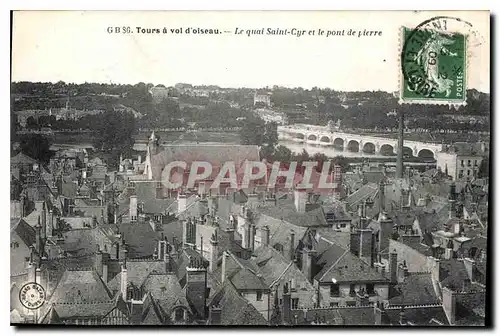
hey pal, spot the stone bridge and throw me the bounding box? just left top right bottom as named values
left=278, top=124, right=443, bottom=158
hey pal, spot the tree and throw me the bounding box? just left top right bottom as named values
left=240, top=116, right=266, bottom=146
left=478, top=156, right=489, bottom=178
left=18, top=134, right=53, bottom=163
left=94, top=109, right=136, bottom=156
left=332, top=155, right=350, bottom=172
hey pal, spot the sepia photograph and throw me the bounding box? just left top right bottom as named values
left=9, top=10, right=490, bottom=326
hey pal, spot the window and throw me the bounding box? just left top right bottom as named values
left=291, top=298, right=299, bottom=309
left=366, top=284, right=375, bottom=295
left=330, top=284, right=340, bottom=297
left=175, top=308, right=184, bottom=321
left=459, top=170, right=464, bottom=178
left=349, top=284, right=356, bottom=296
left=329, top=302, right=339, bottom=307
left=256, top=291, right=263, bottom=301
left=340, top=223, right=347, bottom=228
left=474, top=160, right=478, bottom=166
left=467, top=160, right=471, bottom=167
left=460, top=160, right=465, bottom=167
left=346, top=301, right=356, bottom=307
left=467, top=170, right=471, bottom=176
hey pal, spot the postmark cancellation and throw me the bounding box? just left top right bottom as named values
left=399, top=16, right=483, bottom=106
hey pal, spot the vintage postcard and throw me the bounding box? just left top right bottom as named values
left=10, top=10, right=490, bottom=326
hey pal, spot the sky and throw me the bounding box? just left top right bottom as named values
left=11, top=10, right=490, bottom=92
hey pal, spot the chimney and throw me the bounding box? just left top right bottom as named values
left=95, top=245, right=104, bottom=277
left=221, top=251, right=229, bottom=283
left=119, top=241, right=128, bottom=262
left=130, top=299, right=144, bottom=325
left=240, top=207, right=252, bottom=249
left=289, top=230, right=296, bottom=261
left=442, top=287, right=456, bottom=325
left=429, top=256, right=441, bottom=282
left=186, top=259, right=208, bottom=319
left=359, top=229, right=373, bottom=263
left=35, top=217, right=42, bottom=254
left=350, top=231, right=361, bottom=256
left=399, top=306, right=407, bottom=325
left=301, top=247, right=316, bottom=282
left=35, top=267, right=41, bottom=285
left=120, top=263, right=128, bottom=300
left=444, top=240, right=454, bottom=260
left=158, top=234, right=167, bottom=260
left=294, top=188, right=308, bottom=213
left=27, top=261, right=36, bottom=283
left=41, top=202, right=47, bottom=239
left=129, top=195, right=137, bottom=222
left=48, top=209, right=54, bottom=237
left=250, top=225, right=256, bottom=251
left=282, top=282, right=292, bottom=325
left=209, top=232, right=219, bottom=272
left=379, top=180, right=385, bottom=213
left=449, top=183, right=457, bottom=219
left=398, top=260, right=409, bottom=282
left=224, top=227, right=234, bottom=245
left=378, top=212, right=393, bottom=255
left=389, top=250, right=398, bottom=283
left=261, top=225, right=270, bottom=247
left=396, top=110, right=404, bottom=179
left=178, top=193, right=187, bottom=213
left=209, top=305, right=222, bottom=325
left=374, top=301, right=389, bottom=325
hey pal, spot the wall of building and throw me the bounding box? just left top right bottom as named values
left=241, top=291, right=270, bottom=320
left=317, top=282, right=389, bottom=306
left=436, top=152, right=457, bottom=180
left=455, top=155, right=482, bottom=180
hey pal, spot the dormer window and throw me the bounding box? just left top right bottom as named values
left=175, top=308, right=184, bottom=321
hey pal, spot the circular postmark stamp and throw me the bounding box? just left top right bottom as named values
left=400, top=16, right=485, bottom=105
left=19, top=282, right=46, bottom=310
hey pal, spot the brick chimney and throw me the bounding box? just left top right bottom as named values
left=35, top=216, right=42, bottom=255
left=389, top=250, right=398, bottom=283
left=209, top=305, right=222, bottom=325
left=130, top=299, right=144, bottom=325
left=378, top=212, right=393, bottom=255
left=374, top=301, right=389, bottom=325
left=260, top=225, right=270, bottom=247
left=282, top=282, right=292, bottom=325
left=41, top=202, right=47, bottom=239
left=209, top=232, right=219, bottom=272
left=301, top=246, right=316, bottom=282
left=289, top=230, right=296, bottom=261
left=448, top=183, right=457, bottom=219
left=157, top=233, right=167, bottom=260
left=120, top=263, right=128, bottom=300
left=442, top=287, right=456, bottom=325
left=221, top=251, right=229, bottom=283
left=398, top=260, right=409, bottom=283
left=294, top=188, right=308, bottom=213
left=178, top=193, right=187, bottom=213
left=129, top=195, right=138, bottom=222
left=186, top=259, right=208, bottom=319
left=359, top=229, right=373, bottom=264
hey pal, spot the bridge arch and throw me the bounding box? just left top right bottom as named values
left=347, top=140, right=360, bottom=152
left=380, top=144, right=395, bottom=156
left=417, top=148, right=436, bottom=160
left=307, top=134, right=317, bottom=141
left=333, top=138, right=344, bottom=150
left=319, top=135, right=331, bottom=144
left=362, top=142, right=376, bottom=154
left=294, top=133, right=305, bottom=140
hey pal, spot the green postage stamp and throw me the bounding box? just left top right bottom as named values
left=400, top=26, right=467, bottom=105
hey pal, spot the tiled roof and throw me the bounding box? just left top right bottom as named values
left=134, top=181, right=177, bottom=214
left=49, top=269, right=113, bottom=304
left=292, top=306, right=375, bottom=325
left=11, top=218, right=36, bottom=247
left=142, top=272, right=190, bottom=315
left=385, top=305, right=449, bottom=325
left=108, top=260, right=167, bottom=293
left=254, top=214, right=307, bottom=253
left=315, top=245, right=389, bottom=284
left=439, top=259, right=471, bottom=290
left=256, top=197, right=328, bottom=227
left=61, top=182, right=78, bottom=199
left=389, top=273, right=439, bottom=305
left=60, top=227, right=115, bottom=257
left=209, top=281, right=267, bottom=325
left=11, top=152, right=37, bottom=165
